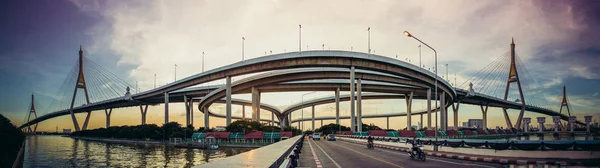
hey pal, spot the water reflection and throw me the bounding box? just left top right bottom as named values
left=23, top=135, right=252, bottom=167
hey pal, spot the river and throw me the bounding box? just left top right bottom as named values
left=23, top=135, right=252, bottom=167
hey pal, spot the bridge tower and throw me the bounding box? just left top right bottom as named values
left=502, top=38, right=527, bottom=129
left=69, top=46, right=92, bottom=132
left=26, top=94, right=38, bottom=133
left=559, top=85, right=572, bottom=127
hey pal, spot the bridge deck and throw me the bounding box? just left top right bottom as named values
left=298, top=137, right=500, bottom=168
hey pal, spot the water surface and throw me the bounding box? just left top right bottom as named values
left=23, top=135, right=251, bottom=167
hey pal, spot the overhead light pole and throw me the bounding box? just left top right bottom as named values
left=174, top=64, right=177, bottom=82
left=368, top=27, right=371, bottom=54
left=419, top=45, right=422, bottom=68
left=242, top=37, right=245, bottom=61
left=299, top=24, right=302, bottom=53
left=202, top=52, right=205, bottom=73
left=154, top=74, right=156, bottom=89
left=404, top=30, right=439, bottom=151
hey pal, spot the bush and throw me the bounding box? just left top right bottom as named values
left=0, top=114, right=25, bottom=168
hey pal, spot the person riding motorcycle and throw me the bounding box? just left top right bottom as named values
left=367, top=136, right=374, bottom=149
left=410, top=137, right=419, bottom=155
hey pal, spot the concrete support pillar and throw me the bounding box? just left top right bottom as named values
left=225, top=76, right=232, bottom=126
left=321, top=120, right=323, bottom=128
left=105, top=108, right=112, bottom=128
left=480, top=104, right=488, bottom=129
left=164, top=92, right=169, bottom=124
left=568, top=116, right=577, bottom=132
left=242, top=105, right=245, bottom=119
left=357, top=79, right=363, bottom=132
left=552, top=116, right=561, bottom=132
left=298, top=119, right=301, bottom=129
left=350, top=66, right=356, bottom=132
left=523, top=117, right=531, bottom=132
left=427, top=89, right=432, bottom=128
left=585, top=116, right=592, bottom=132
left=420, top=114, right=423, bottom=130
left=82, top=111, right=91, bottom=130
left=440, top=92, right=447, bottom=131
left=537, top=117, right=545, bottom=133
left=405, top=91, right=413, bottom=130
left=452, top=101, right=460, bottom=130
left=190, top=100, right=194, bottom=126
left=252, top=87, right=261, bottom=122
left=184, top=95, right=190, bottom=126
left=502, top=108, right=513, bottom=129
left=203, top=106, right=209, bottom=129
left=312, top=105, right=315, bottom=131
left=386, top=117, right=389, bottom=130
left=271, top=112, right=274, bottom=126
left=335, top=87, right=340, bottom=125
left=139, top=105, right=148, bottom=125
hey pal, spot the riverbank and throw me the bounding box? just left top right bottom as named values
left=70, top=136, right=164, bottom=146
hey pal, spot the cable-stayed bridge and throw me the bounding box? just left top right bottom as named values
left=19, top=40, right=584, bottom=133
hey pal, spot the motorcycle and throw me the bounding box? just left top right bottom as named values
left=367, top=141, right=374, bottom=149
left=408, top=145, right=426, bottom=161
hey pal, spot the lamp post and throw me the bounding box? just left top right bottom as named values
left=404, top=30, right=439, bottom=151
left=299, top=24, right=302, bottom=52
left=154, top=74, right=156, bottom=89
left=174, top=64, right=177, bottom=81
left=367, top=27, right=371, bottom=54
left=301, top=91, right=317, bottom=131
left=419, top=45, right=422, bottom=69
left=242, top=37, right=245, bottom=61
left=202, top=52, right=205, bottom=73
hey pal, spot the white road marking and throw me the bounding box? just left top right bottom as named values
left=313, top=140, right=342, bottom=168
left=338, top=140, right=497, bottom=168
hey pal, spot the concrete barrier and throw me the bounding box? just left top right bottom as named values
left=197, top=136, right=302, bottom=168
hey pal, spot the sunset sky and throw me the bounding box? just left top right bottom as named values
left=1, top=0, right=599, bottom=132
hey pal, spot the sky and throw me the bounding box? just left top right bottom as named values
left=1, top=0, right=600, bottom=132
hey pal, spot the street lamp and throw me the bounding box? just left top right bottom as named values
left=404, top=30, right=439, bottom=151
left=242, top=37, right=245, bottom=61
left=174, top=64, right=177, bottom=81
left=202, top=52, right=205, bottom=73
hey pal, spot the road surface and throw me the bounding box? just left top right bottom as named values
left=298, top=137, right=503, bottom=168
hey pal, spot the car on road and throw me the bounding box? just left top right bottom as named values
left=313, top=133, right=321, bottom=140
left=327, top=134, right=336, bottom=141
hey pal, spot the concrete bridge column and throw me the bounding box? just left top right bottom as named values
left=440, top=92, right=447, bottom=131
left=184, top=95, right=190, bottom=126
left=406, top=91, right=413, bottom=130
left=105, top=108, right=112, bottom=128
left=242, top=105, right=245, bottom=119
left=350, top=66, right=356, bottom=132
left=321, top=120, right=323, bottom=128
left=298, top=120, right=301, bottom=129
left=164, top=92, right=169, bottom=124
left=585, top=116, right=592, bottom=132
left=225, top=76, right=232, bottom=126
left=552, top=116, right=561, bottom=132
left=139, top=105, right=148, bottom=125
left=536, top=117, right=545, bottom=133
left=568, top=116, right=577, bottom=132
left=386, top=117, right=389, bottom=130
left=190, top=100, right=194, bottom=126
left=480, top=104, right=488, bottom=129
left=252, top=87, right=261, bottom=122
left=335, top=87, right=340, bottom=125
left=420, top=114, right=423, bottom=130
left=427, top=89, right=431, bottom=128
left=82, top=111, right=91, bottom=130
left=357, top=79, right=363, bottom=132
left=271, top=112, right=274, bottom=126
left=203, top=106, right=209, bottom=129
left=523, top=117, right=531, bottom=132
left=452, top=101, right=460, bottom=130
left=312, top=105, right=315, bottom=131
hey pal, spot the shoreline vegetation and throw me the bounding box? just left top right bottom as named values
left=0, top=114, right=25, bottom=168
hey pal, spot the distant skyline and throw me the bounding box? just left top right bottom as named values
left=1, top=0, right=599, bottom=131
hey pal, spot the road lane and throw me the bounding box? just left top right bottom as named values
left=311, top=138, right=502, bottom=168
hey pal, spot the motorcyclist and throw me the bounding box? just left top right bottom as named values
left=410, top=137, right=419, bottom=155
left=367, top=136, right=374, bottom=148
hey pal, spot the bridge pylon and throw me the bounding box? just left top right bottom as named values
left=502, top=38, right=527, bottom=129
left=26, top=94, right=38, bottom=133
left=559, top=85, right=572, bottom=127
left=69, top=45, right=92, bottom=132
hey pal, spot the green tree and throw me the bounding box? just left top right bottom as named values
left=315, top=124, right=350, bottom=134
left=361, top=123, right=382, bottom=131
left=226, top=119, right=265, bottom=132
left=0, top=114, right=25, bottom=168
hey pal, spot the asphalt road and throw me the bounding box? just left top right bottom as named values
left=299, top=138, right=503, bottom=168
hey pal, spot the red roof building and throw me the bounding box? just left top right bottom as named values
left=206, top=132, right=231, bottom=139
left=368, top=130, right=387, bottom=136
left=244, top=131, right=264, bottom=139
left=280, top=132, right=293, bottom=138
